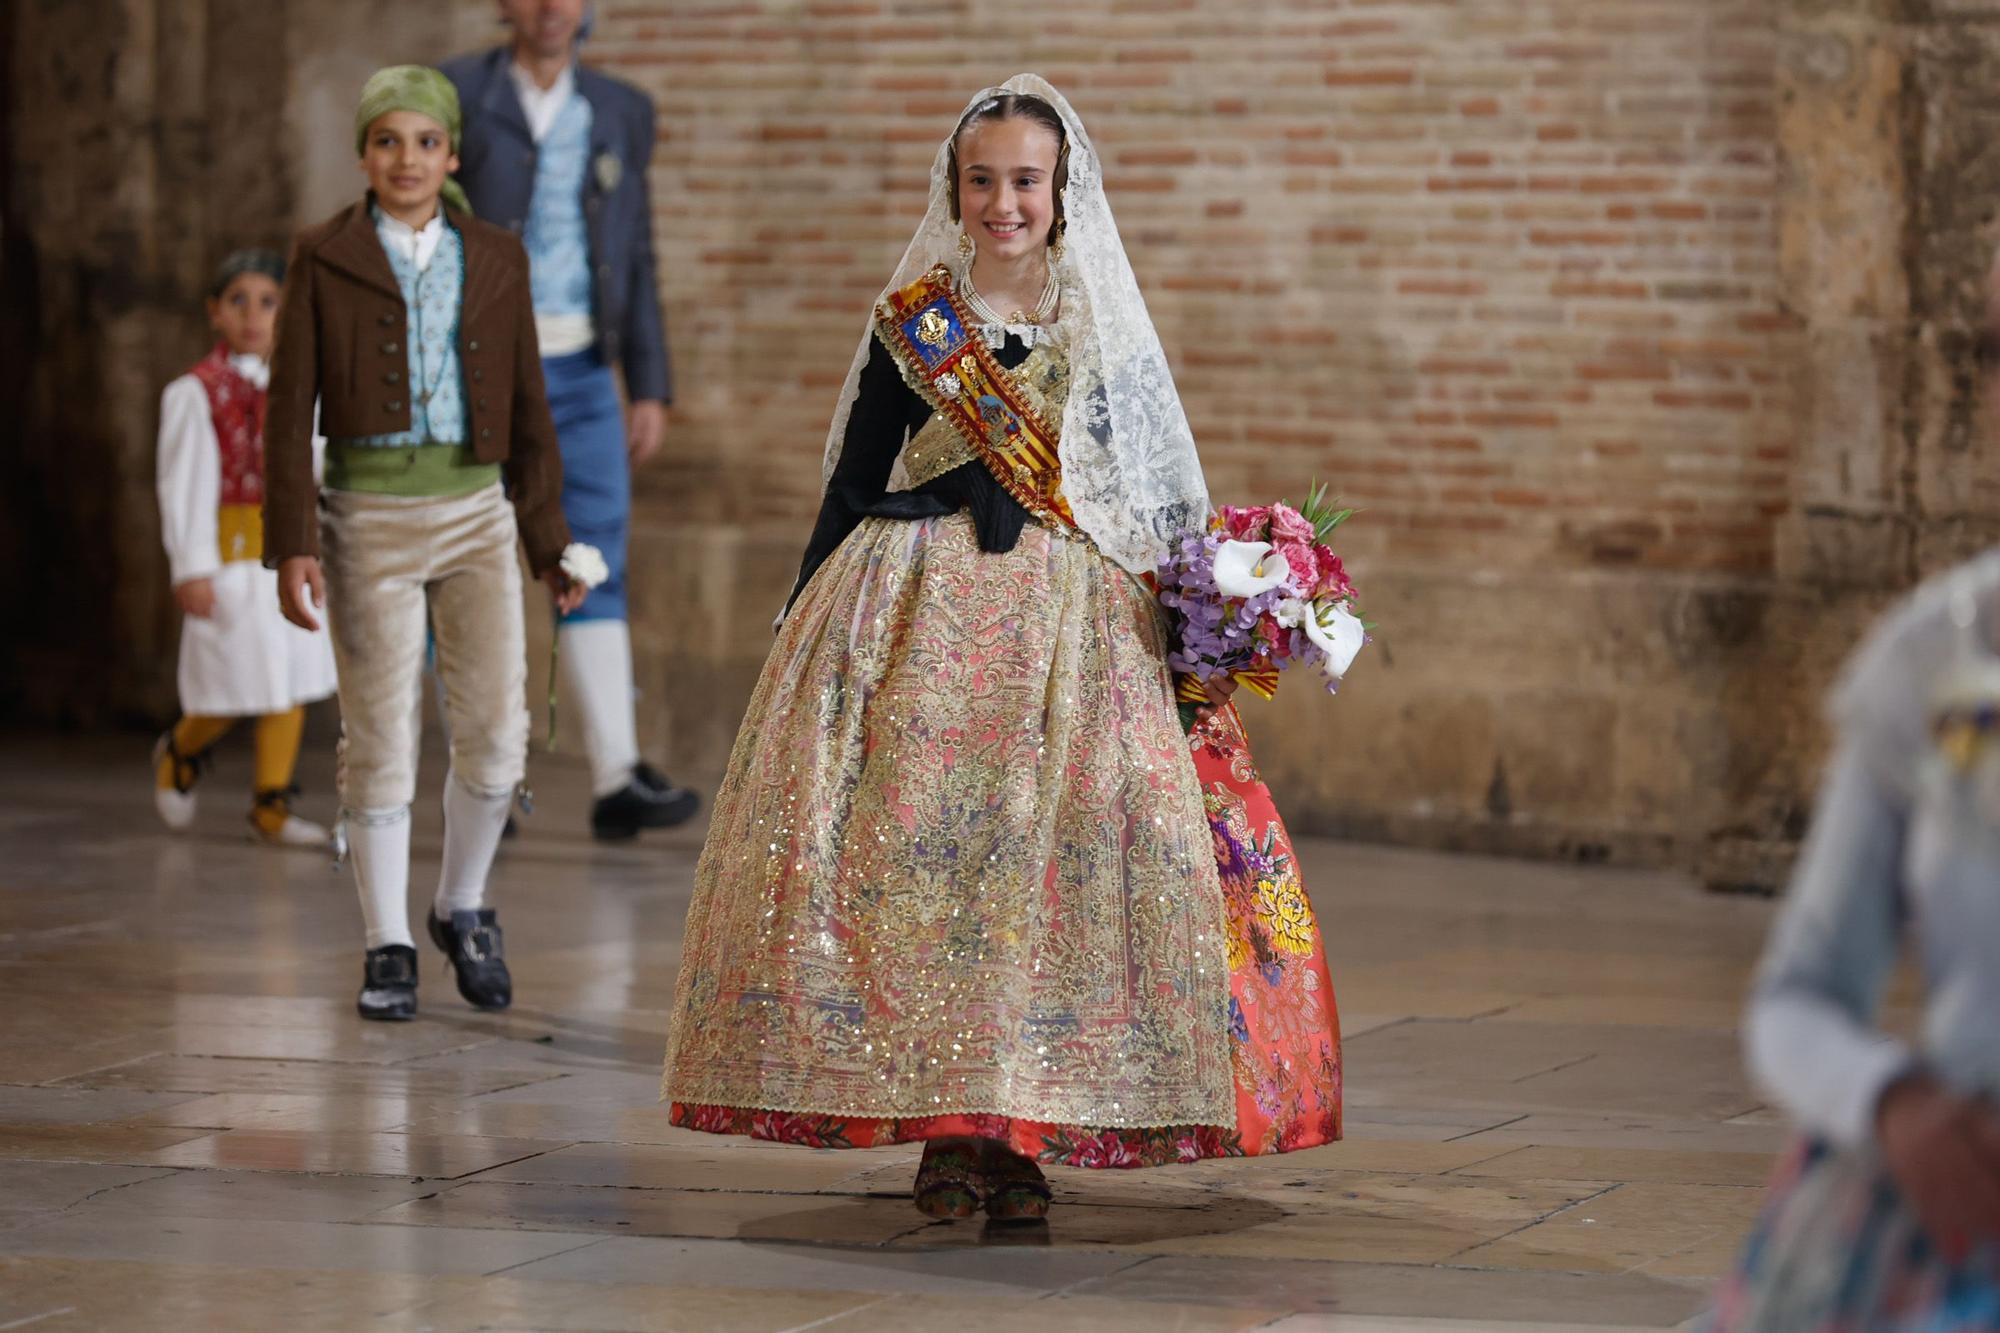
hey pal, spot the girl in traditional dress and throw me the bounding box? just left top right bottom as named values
left=1702, top=560, right=2000, bottom=1329
left=663, top=77, right=1342, bottom=1221
left=153, top=250, right=338, bottom=845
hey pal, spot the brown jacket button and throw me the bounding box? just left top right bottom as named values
left=477, top=397, right=488, bottom=409
left=467, top=340, right=480, bottom=352
left=384, top=371, right=402, bottom=384
left=471, top=368, right=483, bottom=381
left=381, top=341, right=398, bottom=353
left=386, top=399, right=403, bottom=411
left=480, top=427, right=491, bottom=440
left=379, top=313, right=396, bottom=326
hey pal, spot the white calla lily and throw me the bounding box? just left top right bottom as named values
left=1305, top=599, right=1367, bottom=679
left=1212, top=541, right=1291, bottom=599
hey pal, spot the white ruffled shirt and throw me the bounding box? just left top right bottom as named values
left=374, top=208, right=445, bottom=273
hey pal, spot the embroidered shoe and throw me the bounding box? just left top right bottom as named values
left=357, top=945, right=418, bottom=1021
left=981, top=1142, right=1053, bottom=1222
left=426, top=908, right=512, bottom=1010
left=913, top=1140, right=986, bottom=1220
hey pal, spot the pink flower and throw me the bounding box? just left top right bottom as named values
left=1275, top=540, right=1319, bottom=594
left=1315, top=553, right=1355, bottom=601
left=1269, top=504, right=1315, bottom=544
left=1219, top=505, right=1269, bottom=541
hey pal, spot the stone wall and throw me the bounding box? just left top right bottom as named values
left=0, top=0, right=489, bottom=724
left=8, top=0, right=1998, bottom=882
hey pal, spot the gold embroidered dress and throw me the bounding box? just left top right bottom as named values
left=665, top=277, right=1343, bottom=1167
left=664, top=75, right=1339, bottom=1167
left=665, top=290, right=1237, bottom=1134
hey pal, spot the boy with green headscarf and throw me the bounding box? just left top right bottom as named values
left=264, top=65, right=584, bottom=1021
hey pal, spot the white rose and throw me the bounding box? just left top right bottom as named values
left=560, top=542, right=610, bottom=590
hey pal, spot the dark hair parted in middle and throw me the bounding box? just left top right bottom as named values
left=946, top=93, right=1069, bottom=246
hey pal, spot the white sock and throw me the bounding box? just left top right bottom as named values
left=558, top=619, right=641, bottom=797
left=434, top=769, right=511, bottom=918
left=350, top=807, right=413, bottom=950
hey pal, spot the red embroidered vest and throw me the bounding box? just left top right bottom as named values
left=188, top=343, right=265, bottom=507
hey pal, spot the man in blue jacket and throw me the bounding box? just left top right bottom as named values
left=443, top=0, right=699, bottom=840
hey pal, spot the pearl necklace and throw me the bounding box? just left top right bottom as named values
left=960, top=261, right=1059, bottom=330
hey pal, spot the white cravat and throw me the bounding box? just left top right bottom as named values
left=228, top=352, right=270, bottom=389
left=375, top=209, right=445, bottom=273
left=509, top=60, right=575, bottom=144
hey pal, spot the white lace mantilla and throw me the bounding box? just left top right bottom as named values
left=818, top=74, right=1210, bottom=576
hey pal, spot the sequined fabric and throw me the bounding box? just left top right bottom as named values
left=668, top=702, right=1343, bottom=1166
left=662, top=510, right=1235, bottom=1129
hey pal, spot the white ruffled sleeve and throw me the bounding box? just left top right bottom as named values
left=156, top=375, right=221, bottom=586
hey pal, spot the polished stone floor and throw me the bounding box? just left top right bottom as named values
left=0, top=728, right=1810, bottom=1331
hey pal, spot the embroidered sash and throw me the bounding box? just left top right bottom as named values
left=876, top=265, right=1075, bottom=530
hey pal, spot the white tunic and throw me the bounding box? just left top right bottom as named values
left=156, top=355, right=337, bottom=716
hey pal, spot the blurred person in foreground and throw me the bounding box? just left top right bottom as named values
left=1700, top=265, right=2000, bottom=1328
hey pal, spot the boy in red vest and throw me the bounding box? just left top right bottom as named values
left=153, top=250, right=338, bottom=844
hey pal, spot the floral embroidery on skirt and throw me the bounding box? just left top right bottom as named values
left=663, top=512, right=1340, bottom=1166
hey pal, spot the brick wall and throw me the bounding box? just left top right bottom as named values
left=590, top=0, right=1806, bottom=865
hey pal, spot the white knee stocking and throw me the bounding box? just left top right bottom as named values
left=435, top=770, right=512, bottom=917
left=558, top=619, right=641, bottom=797
left=350, top=807, right=413, bottom=950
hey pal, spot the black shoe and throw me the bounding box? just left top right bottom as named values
left=500, top=815, right=519, bottom=841
left=591, top=764, right=700, bottom=840
left=357, top=945, right=418, bottom=1021
left=426, top=908, right=512, bottom=1010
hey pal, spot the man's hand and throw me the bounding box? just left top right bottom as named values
left=278, top=556, right=326, bottom=632
left=626, top=399, right=669, bottom=466
left=543, top=568, right=587, bottom=616
left=1876, top=1072, right=2000, bottom=1260
left=174, top=578, right=218, bottom=620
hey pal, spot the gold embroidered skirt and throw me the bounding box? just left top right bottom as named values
left=663, top=511, right=1235, bottom=1129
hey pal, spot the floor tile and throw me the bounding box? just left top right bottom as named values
left=134, top=1129, right=567, bottom=1180
left=0, top=735, right=1777, bottom=1331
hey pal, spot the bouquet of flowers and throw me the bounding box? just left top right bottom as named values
left=1157, top=482, right=1368, bottom=699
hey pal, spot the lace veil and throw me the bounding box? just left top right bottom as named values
left=818, top=74, right=1210, bottom=576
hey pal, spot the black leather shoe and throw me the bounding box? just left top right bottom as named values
left=357, top=945, right=418, bottom=1021
left=592, top=765, right=700, bottom=840
left=427, top=908, right=512, bottom=1010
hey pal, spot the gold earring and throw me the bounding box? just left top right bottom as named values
left=958, top=230, right=975, bottom=259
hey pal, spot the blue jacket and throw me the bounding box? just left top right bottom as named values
left=440, top=48, right=672, bottom=404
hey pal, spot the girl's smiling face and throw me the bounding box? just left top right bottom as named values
left=359, top=110, right=460, bottom=219
left=954, top=117, right=1061, bottom=261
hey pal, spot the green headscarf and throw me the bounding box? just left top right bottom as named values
left=355, top=65, right=472, bottom=216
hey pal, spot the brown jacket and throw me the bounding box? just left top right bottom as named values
left=263, top=198, right=570, bottom=574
